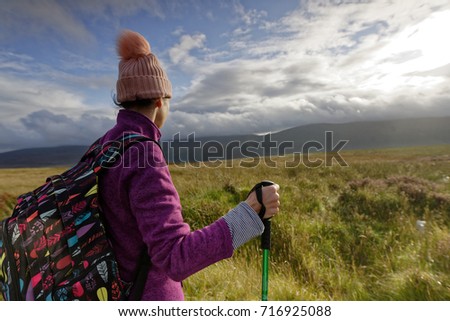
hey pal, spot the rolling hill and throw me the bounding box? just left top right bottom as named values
left=0, top=116, right=449, bottom=168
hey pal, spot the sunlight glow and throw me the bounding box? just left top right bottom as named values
left=361, top=10, right=450, bottom=92
left=387, top=10, right=450, bottom=71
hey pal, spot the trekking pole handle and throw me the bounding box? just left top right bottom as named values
left=248, top=180, right=275, bottom=250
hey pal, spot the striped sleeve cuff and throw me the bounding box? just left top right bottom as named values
left=222, top=202, right=265, bottom=249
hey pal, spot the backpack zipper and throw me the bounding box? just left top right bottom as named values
left=2, top=219, right=21, bottom=300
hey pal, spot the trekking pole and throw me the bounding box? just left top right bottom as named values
left=248, top=180, right=275, bottom=301
left=261, top=213, right=271, bottom=301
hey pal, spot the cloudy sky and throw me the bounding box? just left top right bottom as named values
left=0, top=0, right=449, bottom=152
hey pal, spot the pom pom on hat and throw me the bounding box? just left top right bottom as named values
left=117, top=30, right=151, bottom=60
left=116, top=29, right=172, bottom=102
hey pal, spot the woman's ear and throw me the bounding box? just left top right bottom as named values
left=155, top=98, right=162, bottom=108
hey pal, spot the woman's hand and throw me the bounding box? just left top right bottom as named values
left=245, top=183, right=280, bottom=220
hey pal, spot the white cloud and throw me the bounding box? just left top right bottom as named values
left=169, top=34, right=207, bottom=65
left=172, top=27, right=185, bottom=37
left=0, top=74, right=84, bottom=119
left=232, top=27, right=252, bottom=37
left=0, top=68, right=116, bottom=126
left=232, top=0, right=267, bottom=26
left=0, top=52, right=34, bottom=72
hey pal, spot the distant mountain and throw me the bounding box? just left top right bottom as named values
left=272, top=116, right=450, bottom=151
left=0, top=116, right=449, bottom=168
left=162, top=116, right=450, bottom=163
left=0, top=146, right=87, bottom=168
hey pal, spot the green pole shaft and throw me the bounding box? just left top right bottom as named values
left=261, top=219, right=271, bottom=301
left=261, top=249, right=270, bottom=301
left=248, top=180, right=275, bottom=301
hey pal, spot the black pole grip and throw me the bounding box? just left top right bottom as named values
left=248, top=180, right=275, bottom=250
left=261, top=219, right=271, bottom=250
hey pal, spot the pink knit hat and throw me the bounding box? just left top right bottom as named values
left=116, top=30, right=172, bottom=103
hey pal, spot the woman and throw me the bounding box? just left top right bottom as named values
left=98, top=30, right=280, bottom=300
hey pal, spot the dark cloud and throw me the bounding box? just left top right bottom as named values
left=0, top=110, right=114, bottom=152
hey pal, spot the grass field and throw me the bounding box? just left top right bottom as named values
left=1, top=145, right=449, bottom=300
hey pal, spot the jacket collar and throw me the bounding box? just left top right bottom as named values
left=116, top=109, right=162, bottom=141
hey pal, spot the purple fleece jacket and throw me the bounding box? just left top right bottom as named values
left=98, top=110, right=234, bottom=300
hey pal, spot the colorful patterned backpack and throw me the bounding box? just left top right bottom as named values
left=0, top=133, right=154, bottom=300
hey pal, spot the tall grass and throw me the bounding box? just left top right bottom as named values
left=0, top=146, right=449, bottom=300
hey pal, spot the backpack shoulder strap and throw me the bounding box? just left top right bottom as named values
left=127, top=249, right=151, bottom=300
left=80, top=133, right=161, bottom=173
left=88, top=132, right=156, bottom=300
